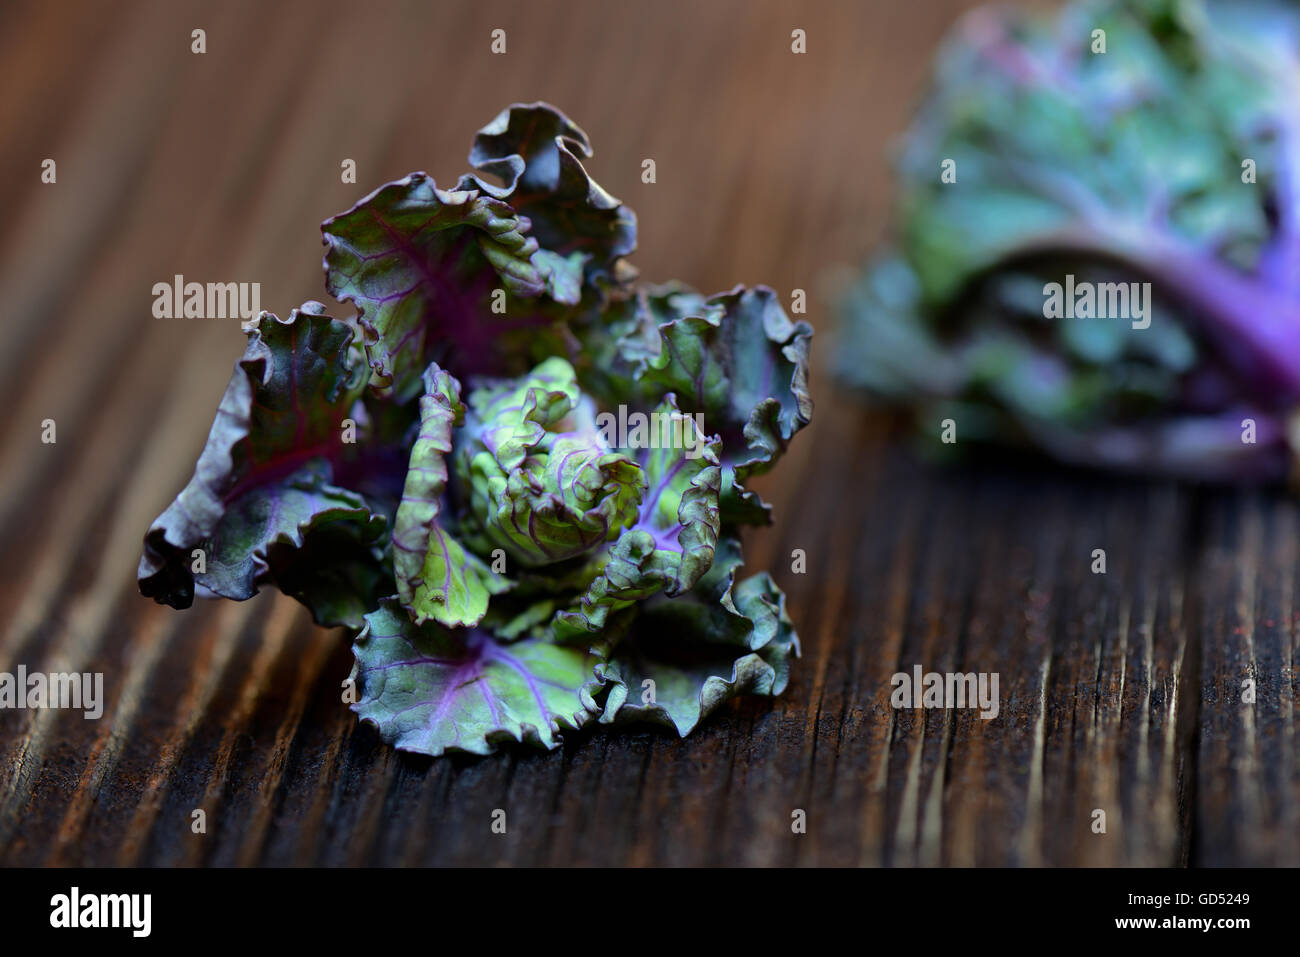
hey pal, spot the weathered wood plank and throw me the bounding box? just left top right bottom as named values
left=1193, top=492, right=1300, bottom=865
left=1, top=0, right=1296, bottom=868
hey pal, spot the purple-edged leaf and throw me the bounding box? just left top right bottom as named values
left=394, top=363, right=508, bottom=628
left=322, top=174, right=583, bottom=401
left=596, top=538, right=800, bottom=735
left=138, top=303, right=390, bottom=628
left=262, top=514, right=394, bottom=631
left=322, top=104, right=637, bottom=404
left=197, top=460, right=385, bottom=608
left=636, top=285, right=813, bottom=523
left=463, top=102, right=637, bottom=284
left=554, top=396, right=722, bottom=639
left=351, top=598, right=607, bottom=757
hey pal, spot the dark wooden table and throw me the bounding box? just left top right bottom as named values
left=1, top=0, right=1296, bottom=866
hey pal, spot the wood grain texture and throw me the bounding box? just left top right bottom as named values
left=0, top=0, right=1295, bottom=867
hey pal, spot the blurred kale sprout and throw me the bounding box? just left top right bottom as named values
left=837, top=0, right=1300, bottom=485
